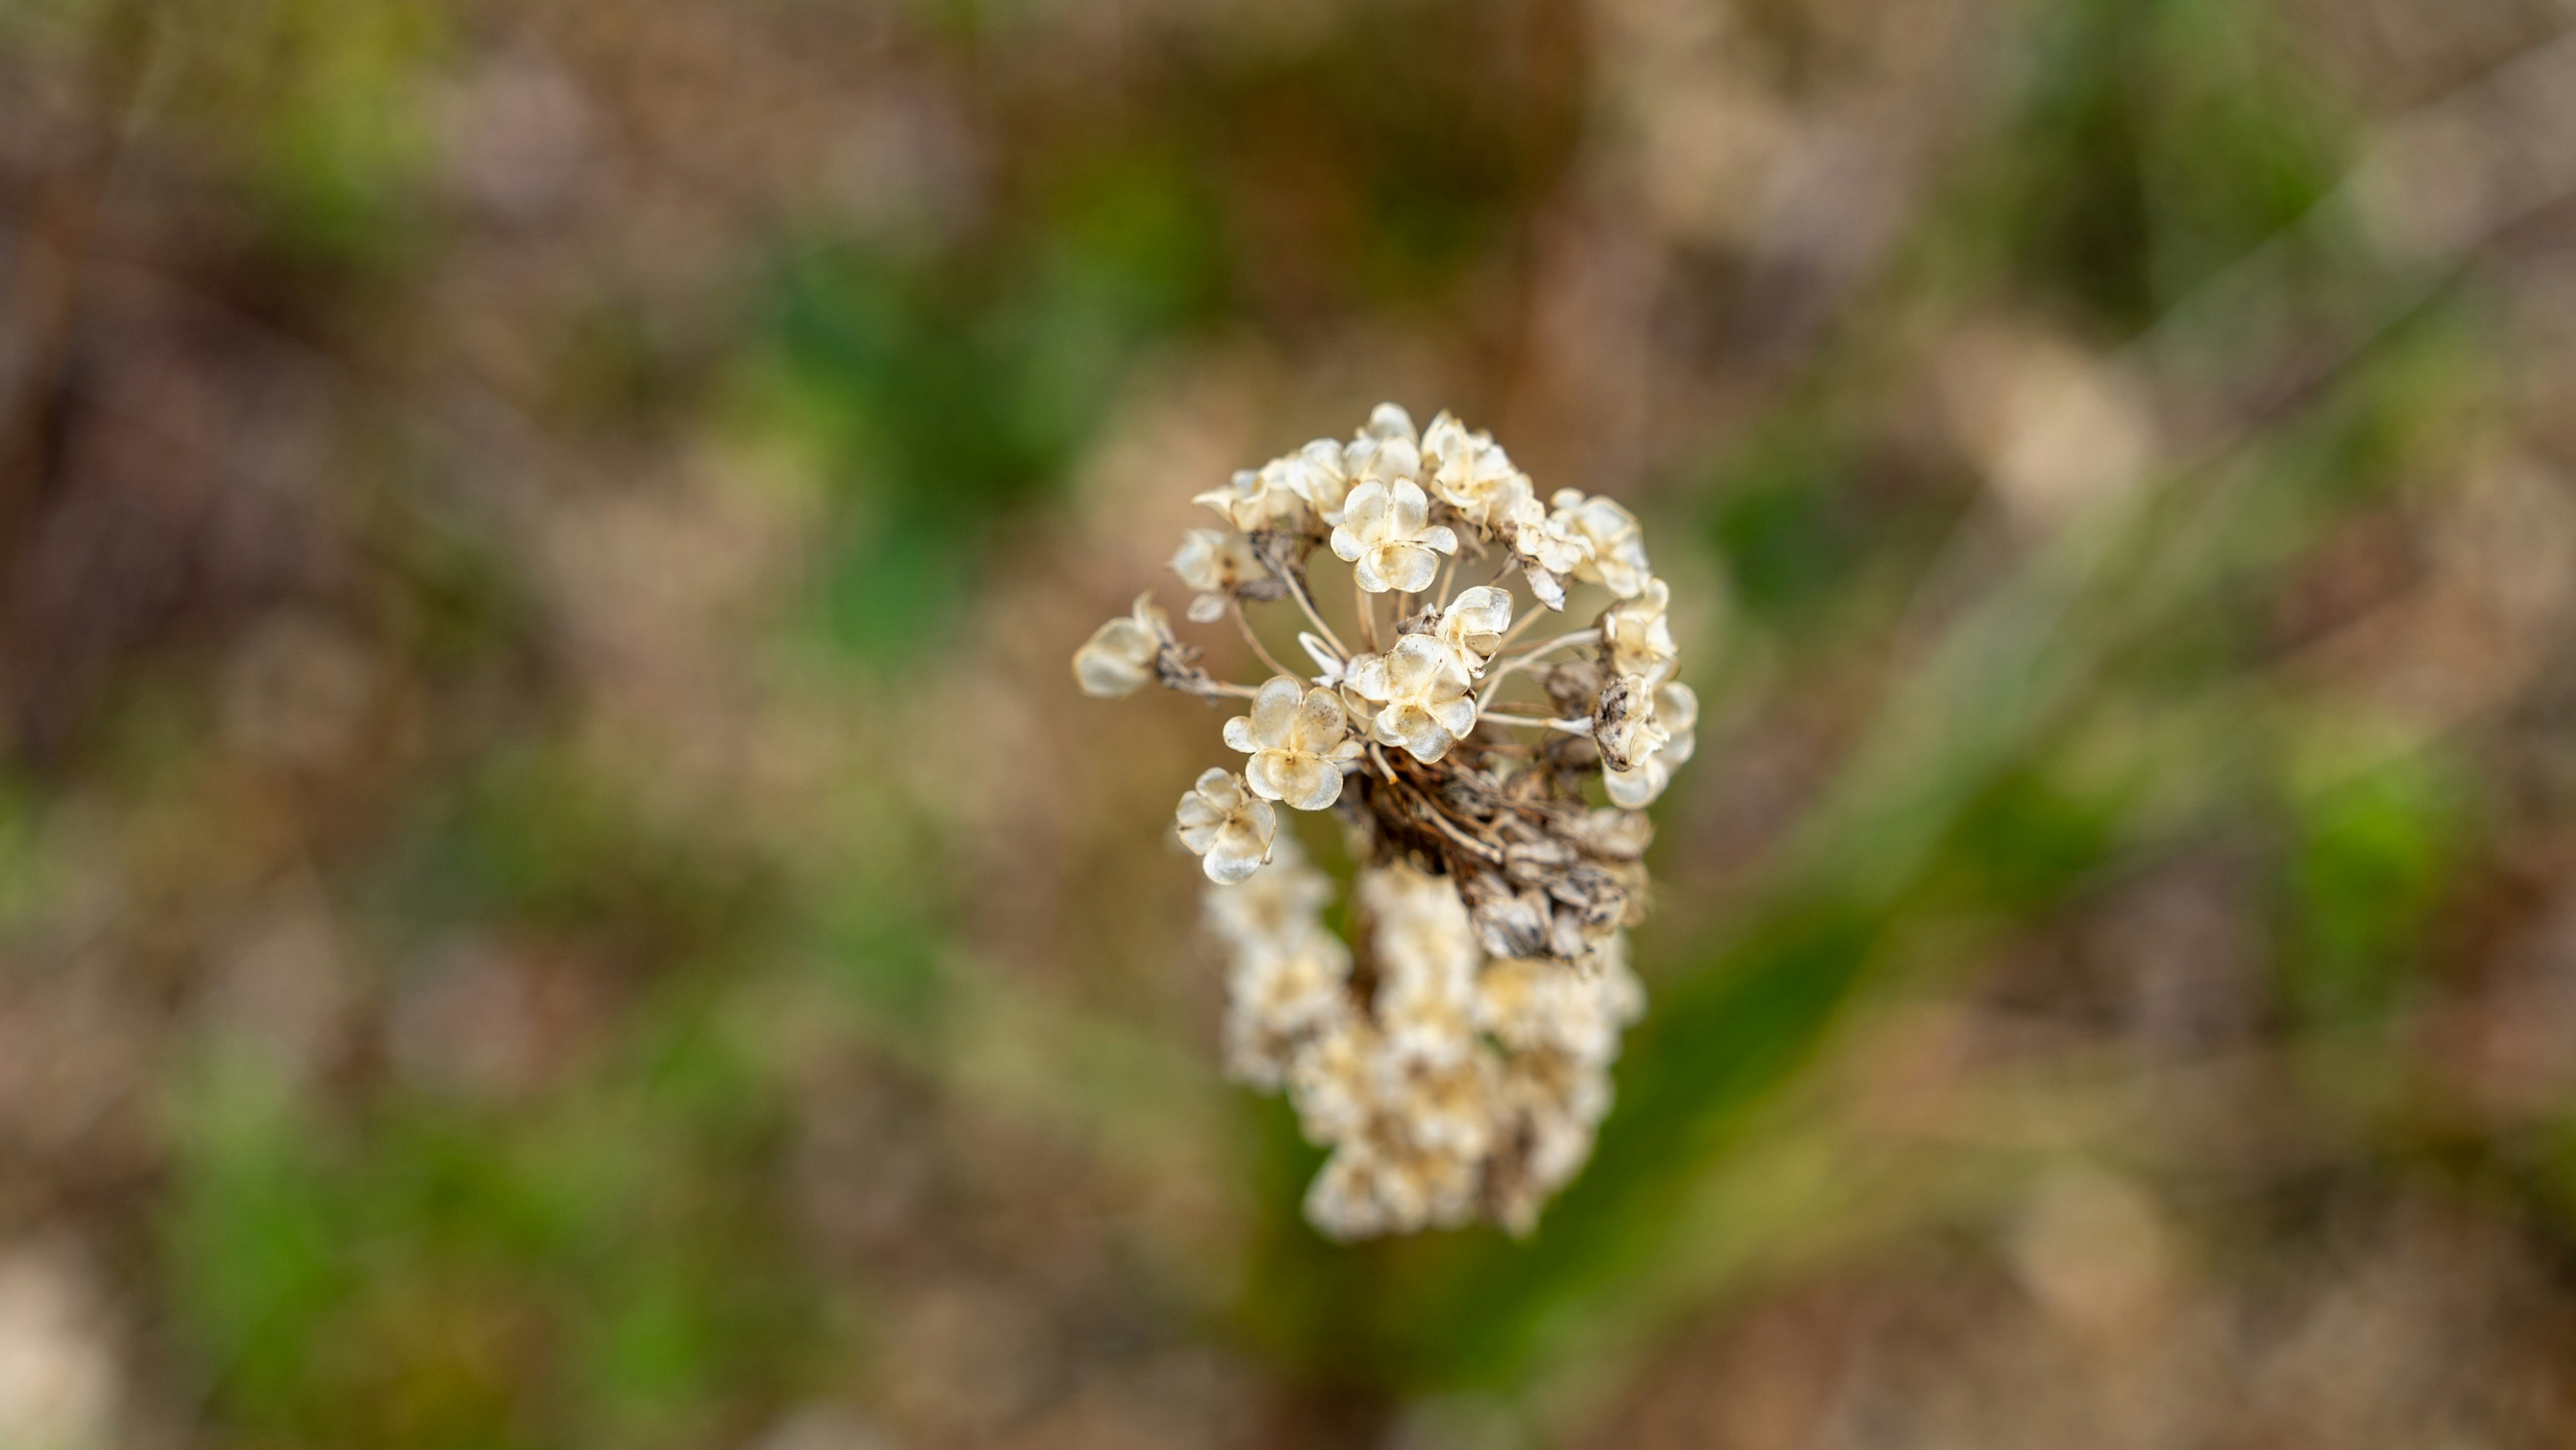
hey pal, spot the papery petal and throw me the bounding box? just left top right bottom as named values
left=1293, top=686, right=1347, bottom=748
left=1603, top=760, right=1666, bottom=809
left=1419, top=525, right=1458, bottom=556
left=1430, top=694, right=1479, bottom=741
left=1344, top=482, right=1389, bottom=539
left=1222, top=715, right=1258, bottom=754
left=1344, top=653, right=1393, bottom=701
left=1389, top=480, right=1429, bottom=534
left=1330, top=526, right=1365, bottom=563
left=1298, top=632, right=1346, bottom=684
left=1381, top=545, right=1438, bottom=594
left=1251, top=676, right=1303, bottom=744
left=1187, top=592, right=1227, bottom=623
left=1352, top=552, right=1391, bottom=594
left=1279, top=756, right=1342, bottom=811
left=1392, top=709, right=1453, bottom=764
left=1523, top=564, right=1566, bottom=611
left=1365, top=401, right=1418, bottom=444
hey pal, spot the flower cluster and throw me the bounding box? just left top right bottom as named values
left=1073, top=403, right=1699, bottom=1237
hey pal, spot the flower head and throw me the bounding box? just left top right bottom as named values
left=1224, top=676, right=1365, bottom=811
left=1332, top=479, right=1458, bottom=594
left=1072, top=593, right=1174, bottom=697
left=1088, top=401, right=1705, bottom=1239
left=1346, top=634, right=1479, bottom=764
left=1176, top=768, right=1277, bottom=884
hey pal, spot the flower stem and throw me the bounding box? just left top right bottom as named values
left=1479, top=710, right=1589, bottom=733
left=1354, top=573, right=1380, bottom=652
left=1279, top=569, right=1350, bottom=660
left=1230, top=599, right=1299, bottom=681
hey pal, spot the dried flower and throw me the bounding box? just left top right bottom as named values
left=1171, top=528, right=1270, bottom=623
left=1224, top=676, right=1365, bottom=811
left=1420, top=411, right=1527, bottom=527
left=1076, top=401, right=1709, bottom=1237
left=1332, top=479, right=1458, bottom=594
left=1345, top=635, right=1479, bottom=764
left=1073, top=593, right=1175, bottom=697
left=1175, top=768, right=1277, bottom=884
left=1599, top=576, right=1678, bottom=685
left=1550, top=490, right=1652, bottom=599
left=1591, top=672, right=1670, bottom=775
left=1194, top=458, right=1311, bottom=532
left=1605, top=682, right=1697, bottom=809
left=1432, top=585, right=1513, bottom=670
left=1343, top=402, right=1422, bottom=485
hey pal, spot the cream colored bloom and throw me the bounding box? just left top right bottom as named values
left=1283, top=439, right=1357, bottom=525
left=1493, top=482, right=1591, bottom=610
left=1175, top=768, right=1277, bottom=884
left=1071, top=593, right=1173, bottom=697
left=1342, top=402, right=1421, bottom=486
left=1193, top=457, right=1310, bottom=532
left=1419, top=411, right=1526, bottom=527
left=1432, top=585, right=1513, bottom=670
left=1170, top=528, right=1268, bottom=623
left=1331, top=479, right=1457, bottom=594
left=1305, top=1137, right=1480, bottom=1241
left=1224, top=676, right=1364, bottom=811
left=1604, top=682, right=1697, bottom=808
left=1550, top=490, right=1652, bottom=598
left=1344, top=635, right=1479, bottom=764
left=1599, top=576, right=1678, bottom=684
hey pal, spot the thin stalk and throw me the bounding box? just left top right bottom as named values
left=1431, top=551, right=1462, bottom=609
left=1355, top=574, right=1381, bottom=652
left=1230, top=600, right=1299, bottom=681
left=1279, top=568, right=1350, bottom=660
left=1480, top=710, right=1589, bottom=733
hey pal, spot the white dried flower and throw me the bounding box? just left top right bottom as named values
left=1332, top=479, right=1458, bottom=594
left=1494, top=483, right=1591, bottom=610
left=1550, top=489, right=1652, bottom=599
left=1176, top=768, right=1277, bottom=884
left=1343, top=402, right=1422, bottom=485
left=1605, top=682, right=1697, bottom=809
left=1171, top=528, right=1269, bottom=623
left=1419, top=411, right=1527, bottom=527
left=1073, top=593, right=1174, bottom=698
left=1193, top=457, right=1311, bottom=532
left=1283, top=439, right=1358, bottom=525
left=1344, top=635, right=1479, bottom=764
left=1085, top=401, right=1705, bottom=1239
left=1599, top=576, right=1678, bottom=685
left=1432, top=585, right=1513, bottom=670
left=1224, top=676, right=1365, bottom=811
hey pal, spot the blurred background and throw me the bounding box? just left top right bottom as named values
left=8, top=0, right=2576, bottom=1445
